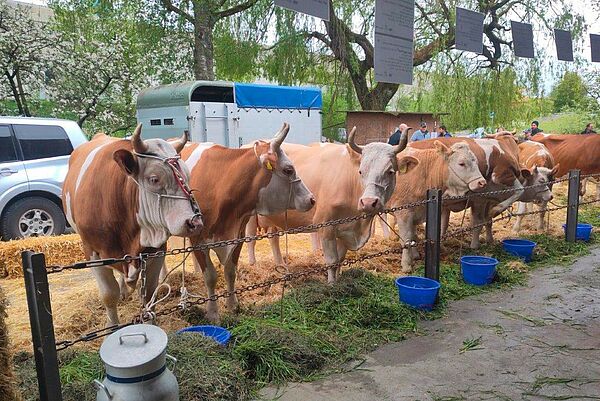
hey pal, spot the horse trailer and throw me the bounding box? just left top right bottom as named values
left=136, top=81, right=323, bottom=147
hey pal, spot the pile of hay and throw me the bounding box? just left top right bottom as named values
left=0, top=234, right=84, bottom=278
left=0, top=285, right=22, bottom=401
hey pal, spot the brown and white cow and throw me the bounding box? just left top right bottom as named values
left=391, top=142, right=486, bottom=272
left=63, top=125, right=203, bottom=326
left=512, top=141, right=559, bottom=232
left=411, top=133, right=553, bottom=248
left=181, top=123, right=314, bottom=322
left=248, top=127, right=419, bottom=282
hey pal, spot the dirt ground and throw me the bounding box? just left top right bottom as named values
left=0, top=183, right=576, bottom=352
left=261, top=247, right=600, bottom=401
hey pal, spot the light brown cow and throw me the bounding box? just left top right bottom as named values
left=248, top=127, right=419, bottom=282
left=181, top=123, right=314, bottom=322
left=63, top=125, right=203, bottom=325
left=512, top=141, right=559, bottom=232
left=391, top=142, right=486, bottom=272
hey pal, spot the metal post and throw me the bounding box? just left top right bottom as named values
left=566, top=170, right=581, bottom=242
left=425, top=188, right=443, bottom=282
left=22, top=251, right=62, bottom=401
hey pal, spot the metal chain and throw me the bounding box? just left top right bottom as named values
left=442, top=177, right=570, bottom=202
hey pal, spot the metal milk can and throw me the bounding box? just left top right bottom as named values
left=94, top=324, right=179, bottom=401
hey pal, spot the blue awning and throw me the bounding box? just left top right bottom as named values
left=234, top=83, right=322, bottom=109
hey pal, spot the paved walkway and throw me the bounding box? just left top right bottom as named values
left=261, top=248, right=600, bottom=401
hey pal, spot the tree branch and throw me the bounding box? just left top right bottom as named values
left=160, top=0, right=193, bottom=23
left=217, top=0, right=259, bottom=19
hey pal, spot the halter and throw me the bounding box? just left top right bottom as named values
left=130, top=152, right=203, bottom=220
left=447, top=162, right=484, bottom=189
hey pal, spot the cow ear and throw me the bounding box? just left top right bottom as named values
left=521, top=168, right=532, bottom=179
left=396, top=155, right=419, bottom=175
left=550, top=163, right=560, bottom=176
left=113, top=149, right=138, bottom=176
left=434, top=140, right=451, bottom=156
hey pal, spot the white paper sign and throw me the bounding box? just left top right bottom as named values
left=274, top=0, right=330, bottom=21
left=455, top=7, right=485, bottom=54
left=511, top=21, right=534, bottom=59
left=374, top=33, right=413, bottom=85
left=554, top=29, right=574, bottom=61
left=590, top=34, right=600, bottom=62
left=375, top=0, right=415, bottom=40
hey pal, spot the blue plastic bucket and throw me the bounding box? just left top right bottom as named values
left=395, top=276, right=440, bottom=311
left=460, top=256, right=498, bottom=286
left=562, top=223, right=593, bottom=242
left=177, top=325, right=231, bottom=346
left=502, top=239, right=536, bottom=263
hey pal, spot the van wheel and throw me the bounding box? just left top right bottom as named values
left=1, top=197, right=66, bottom=240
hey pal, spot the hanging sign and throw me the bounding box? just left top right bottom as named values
left=374, top=0, right=415, bottom=85
left=590, top=34, right=600, bottom=62
left=554, top=29, right=574, bottom=61
left=455, top=7, right=485, bottom=54
left=274, top=0, right=330, bottom=21
left=511, top=21, right=534, bottom=58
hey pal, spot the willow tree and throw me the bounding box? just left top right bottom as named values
left=267, top=0, right=585, bottom=111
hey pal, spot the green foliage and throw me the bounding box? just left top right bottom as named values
left=550, top=72, right=590, bottom=113
left=537, top=111, right=596, bottom=134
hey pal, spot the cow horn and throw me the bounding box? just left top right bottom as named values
left=393, top=126, right=411, bottom=154
left=131, top=124, right=148, bottom=153
left=271, top=123, right=290, bottom=150
left=172, top=130, right=188, bottom=154
left=348, top=127, right=362, bottom=154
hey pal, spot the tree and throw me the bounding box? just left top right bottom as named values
left=0, top=1, right=63, bottom=116
left=160, top=0, right=262, bottom=80
left=550, top=71, right=589, bottom=112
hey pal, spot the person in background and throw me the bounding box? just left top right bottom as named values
left=410, top=121, right=430, bottom=142
left=581, top=123, right=596, bottom=134
left=523, top=120, right=543, bottom=139
left=388, top=123, right=408, bottom=145
left=437, top=125, right=452, bottom=138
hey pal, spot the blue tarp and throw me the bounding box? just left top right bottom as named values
left=234, top=83, right=322, bottom=109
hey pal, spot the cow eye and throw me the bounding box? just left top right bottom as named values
left=459, top=162, right=466, bottom=167
left=149, top=176, right=160, bottom=185
left=358, top=170, right=362, bottom=175
left=283, top=166, right=294, bottom=175
left=388, top=169, right=395, bottom=174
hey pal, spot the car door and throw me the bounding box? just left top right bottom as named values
left=0, top=124, right=28, bottom=204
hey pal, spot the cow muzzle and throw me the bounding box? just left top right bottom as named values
left=359, top=197, right=383, bottom=213
left=468, top=178, right=487, bottom=191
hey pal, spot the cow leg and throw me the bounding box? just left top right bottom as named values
left=512, top=201, right=527, bottom=233
left=117, top=271, right=133, bottom=301
left=537, top=201, right=548, bottom=230
left=441, top=208, right=451, bottom=236
left=379, top=214, right=391, bottom=239
left=490, top=179, right=523, bottom=216
left=310, top=232, right=322, bottom=253
left=268, top=227, right=286, bottom=266
left=142, top=256, right=164, bottom=323
left=158, top=259, right=168, bottom=283
left=91, top=253, right=120, bottom=326
left=397, top=211, right=415, bottom=273
left=595, top=179, right=600, bottom=201
left=470, top=207, right=484, bottom=249
left=320, top=228, right=340, bottom=283
left=193, top=250, right=220, bottom=323
left=580, top=179, right=587, bottom=203
left=221, top=245, right=243, bottom=313
left=245, top=218, right=258, bottom=265
left=335, top=242, right=347, bottom=278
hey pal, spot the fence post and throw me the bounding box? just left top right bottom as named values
left=566, top=170, right=581, bottom=242
left=22, top=251, right=63, bottom=401
left=425, top=188, right=442, bottom=282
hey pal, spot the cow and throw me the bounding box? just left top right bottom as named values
left=512, top=141, right=559, bottom=232
left=181, top=123, right=315, bottom=322
left=246, top=126, right=419, bottom=282
left=532, top=133, right=600, bottom=200
left=391, top=141, right=487, bottom=272
left=410, top=133, right=553, bottom=249
left=63, top=125, right=203, bottom=326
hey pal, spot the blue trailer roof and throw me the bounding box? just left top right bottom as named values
left=234, top=83, right=322, bottom=109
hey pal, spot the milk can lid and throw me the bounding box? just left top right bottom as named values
left=99, top=324, right=168, bottom=369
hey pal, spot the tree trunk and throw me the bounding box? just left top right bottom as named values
left=192, top=2, right=215, bottom=80
left=14, top=70, right=30, bottom=116
left=4, top=70, right=27, bottom=116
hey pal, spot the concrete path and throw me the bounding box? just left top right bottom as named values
left=261, top=248, right=600, bottom=401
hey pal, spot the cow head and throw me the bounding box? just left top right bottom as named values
left=113, top=125, right=203, bottom=248
left=519, top=164, right=558, bottom=203
left=254, top=123, right=315, bottom=215
left=436, top=141, right=486, bottom=196
left=348, top=126, right=419, bottom=213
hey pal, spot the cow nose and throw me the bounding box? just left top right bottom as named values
left=477, top=179, right=486, bottom=188
left=359, top=197, right=379, bottom=212
left=187, top=215, right=203, bottom=232
left=310, top=196, right=316, bottom=206
left=549, top=193, right=554, bottom=201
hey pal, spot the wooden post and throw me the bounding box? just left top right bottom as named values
left=425, top=188, right=442, bottom=282
left=566, top=170, right=581, bottom=242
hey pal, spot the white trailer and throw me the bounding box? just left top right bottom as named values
left=136, top=81, right=323, bottom=146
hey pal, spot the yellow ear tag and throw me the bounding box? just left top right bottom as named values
left=398, top=164, right=407, bottom=174
left=266, top=161, right=273, bottom=170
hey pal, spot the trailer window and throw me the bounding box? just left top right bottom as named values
left=150, top=119, right=161, bottom=126
left=163, top=118, right=174, bottom=126
left=191, top=86, right=234, bottom=103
